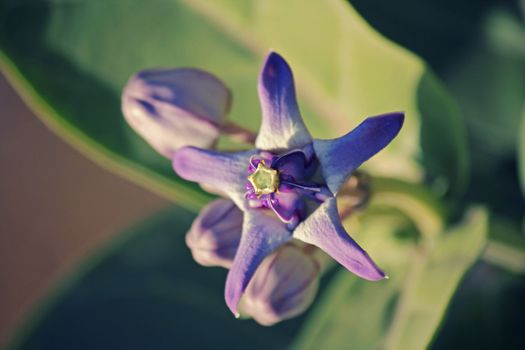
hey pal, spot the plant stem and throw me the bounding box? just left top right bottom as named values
left=221, top=122, right=257, bottom=144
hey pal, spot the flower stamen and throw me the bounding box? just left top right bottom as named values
left=247, top=160, right=279, bottom=197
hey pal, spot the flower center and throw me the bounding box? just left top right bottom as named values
left=247, top=161, right=279, bottom=196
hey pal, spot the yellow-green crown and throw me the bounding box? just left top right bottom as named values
left=248, top=161, right=279, bottom=196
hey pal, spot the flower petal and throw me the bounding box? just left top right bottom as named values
left=293, top=198, right=386, bottom=281
left=268, top=191, right=305, bottom=227
left=255, top=52, right=312, bottom=151
left=272, top=145, right=316, bottom=181
left=225, top=210, right=292, bottom=316
left=172, top=147, right=256, bottom=208
left=123, top=68, right=231, bottom=157
left=314, top=112, right=404, bottom=193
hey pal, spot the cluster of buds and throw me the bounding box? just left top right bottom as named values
left=122, top=52, right=401, bottom=325
left=186, top=198, right=326, bottom=325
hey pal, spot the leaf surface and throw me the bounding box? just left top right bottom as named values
left=0, top=0, right=468, bottom=208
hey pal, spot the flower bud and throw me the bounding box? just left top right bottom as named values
left=338, top=171, right=371, bottom=212
left=239, top=244, right=320, bottom=326
left=186, top=199, right=242, bottom=268
left=122, top=68, right=231, bottom=158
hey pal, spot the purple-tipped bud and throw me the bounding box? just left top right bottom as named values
left=239, top=244, right=320, bottom=326
left=122, top=68, right=231, bottom=158
left=186, top=199, right=242, bottom=268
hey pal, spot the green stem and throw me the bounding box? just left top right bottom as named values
left=483, top=240, right=525, bottom=274
left=221, top=122, right=257, bottom=144
left=368, top=177, right=525, bottom=274
left=369, top=177, right=445, bottom=240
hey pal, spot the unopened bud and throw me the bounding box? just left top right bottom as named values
left=239, top=244, right=320, bottom=326
left=186, top=199, right=242, bottom=268
left=338, top=171, right=371, bottom=212
left=122, top=68, right=231, bottom=158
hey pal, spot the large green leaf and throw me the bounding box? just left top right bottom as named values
left=0, top=0, right=468, bottom=209
left=291, top=207, right=488, bottom=350
left=9, top=206, right=308, bottom=349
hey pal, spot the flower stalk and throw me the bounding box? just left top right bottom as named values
left=220, top=121, right=258, bottom=145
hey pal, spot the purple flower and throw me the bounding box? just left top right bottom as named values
left=172, top=52, right=404, bottom=316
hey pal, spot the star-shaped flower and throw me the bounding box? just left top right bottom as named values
left=172, top=52, right=404, bottom=316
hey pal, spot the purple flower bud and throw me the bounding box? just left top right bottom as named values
left=186, top=199, right=242, bottom=268
left=239, top=244, right=320, bottom=326
left=122, top=68, right=231, bottom=158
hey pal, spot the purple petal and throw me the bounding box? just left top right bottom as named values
left=255, top=52, right=312, bottom=151
left=122, top=68, right=231, bottom=157
left=172, top=147, right=256, bottom=207
left=268, top=191, right=305, bottom=226
left=314, top=112, right=404, bottom=193
left=272, top=145, right=316, bottom=181
left=293, top=198, right=386, bottom=281
left=225, top=211, right=292, bottom=316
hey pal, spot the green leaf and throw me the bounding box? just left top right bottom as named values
left=9, top=205, right=306, bottom=350
left=0, top=0, right=468, bottom=207
left=291, top=207, right=488, bottom=350
left=417, top=71, right=469, bottom=196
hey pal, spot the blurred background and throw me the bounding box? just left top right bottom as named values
left=1, top=0, right=525, bottom=349
left=0, top=74, right=166, bottom=344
